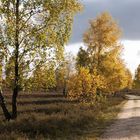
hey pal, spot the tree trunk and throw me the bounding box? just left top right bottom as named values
left=0, top=51, right=11, bottom=120
left=12, top=87, right=18, bottom=119
left=63, top=77, right=67, bottom=97
left=0, top=89, right=11, bottom=121
left=97, top=45, right=101, bottom=72
left=63, top=82, right=66, bottom=96
left=12, top=0, right=19, bottom=119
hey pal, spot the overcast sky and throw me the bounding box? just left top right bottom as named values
left=66, top=0, right=140, bottom=74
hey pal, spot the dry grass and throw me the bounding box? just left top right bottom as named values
left=0, top=92, right=124, bottom=140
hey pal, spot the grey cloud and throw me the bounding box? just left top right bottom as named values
left=137, top=50, right=140, bottom=57
left=69, top=0, right=140, bottom=44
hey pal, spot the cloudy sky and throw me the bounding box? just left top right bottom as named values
left=66, top=0, right=140, bottom=75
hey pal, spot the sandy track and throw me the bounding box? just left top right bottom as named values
left=100, top=95, right=140, bottom=140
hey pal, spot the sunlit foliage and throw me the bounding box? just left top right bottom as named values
left=75, top=12, right=132, bottom=101
left=0, top=0, right=82, bottom=120
left=68, top=67, right=105, bottom=103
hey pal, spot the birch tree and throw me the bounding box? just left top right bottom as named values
left=0, top=0, right=82, bottom=120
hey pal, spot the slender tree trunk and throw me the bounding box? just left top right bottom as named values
left=96, top=45, right=101, bottom=94
left=63, top=74, right=69, bottom=97
left=63, top=79, right=67, bottom=96
left=0, top=54, right=11, bottom=120
left=12, top=0, right=19, bottom=119
left=97, top=45, right=101, bottom=72
left=12, top=86, right=18, bottom=119
left=0, top=89, right=11, bottom=120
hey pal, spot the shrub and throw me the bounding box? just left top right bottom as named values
left=67, top=67, right=105, bottom=103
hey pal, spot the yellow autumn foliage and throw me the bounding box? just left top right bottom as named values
left=76, top=12, right=133, bottom=97
left=67, top=67, right=106, bottom=103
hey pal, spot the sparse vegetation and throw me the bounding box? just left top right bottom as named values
left=0, top=92, right=124, bottom=140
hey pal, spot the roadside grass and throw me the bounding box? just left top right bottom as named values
left=0, top=93, right=125, bottom=140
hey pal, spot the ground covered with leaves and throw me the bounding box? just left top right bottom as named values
left=0, top=92, right=124, bottom=140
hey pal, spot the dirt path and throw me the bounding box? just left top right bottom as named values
left=100, top=95, right=140, bottom=140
